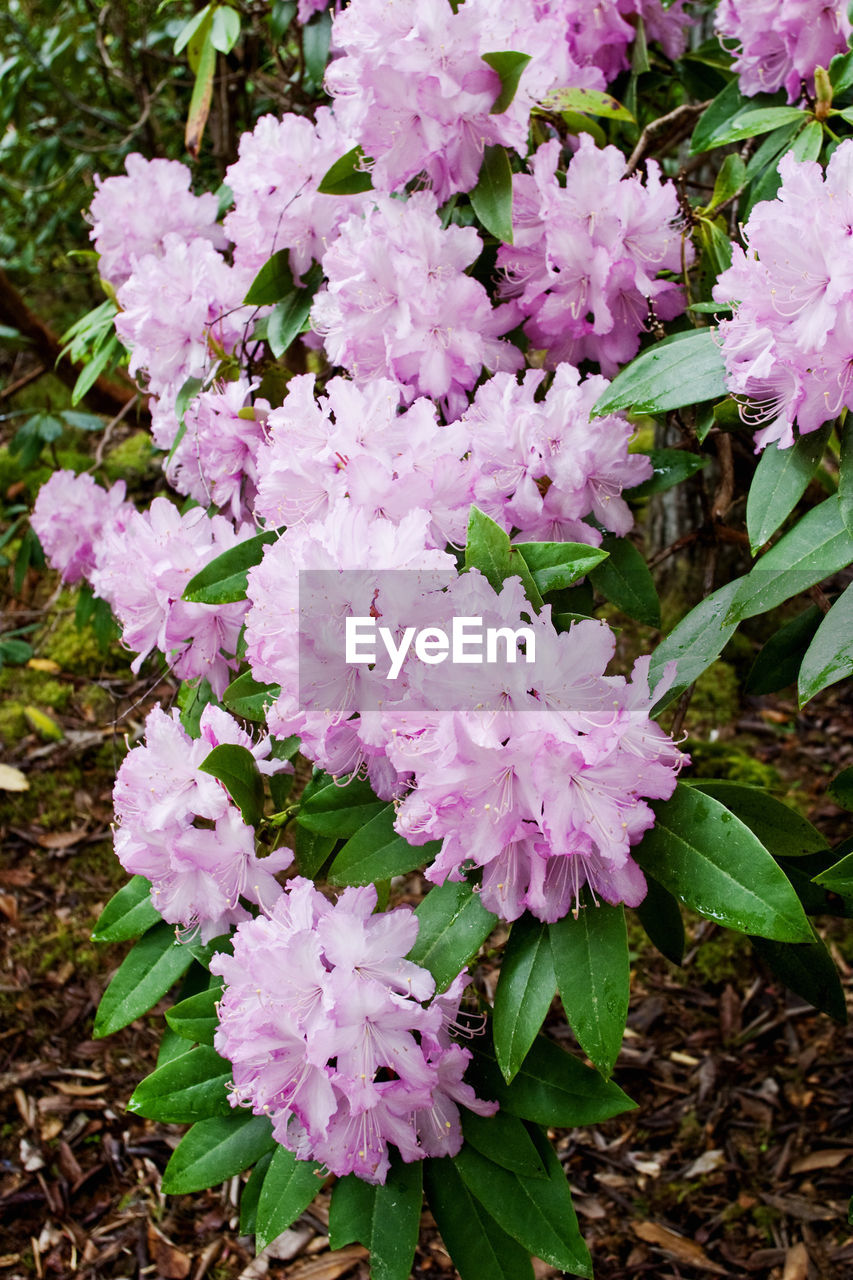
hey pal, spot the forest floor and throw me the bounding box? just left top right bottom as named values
left=1, top=514, right=853, bottom=1280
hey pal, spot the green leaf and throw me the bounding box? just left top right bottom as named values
left=240, top=1151, right=274, bottom=1236
left=707, top=153, right=746, bottom=211
left=745, top=605, right=822, bottom=695
left=814, top=850, right=853, bottom=895
left=549, top=901, right=629, bottom=1079
left=328, top=805, right=436, bottom=886
left=453, top=1140, right=592, bottom=1277
left=746, top=426, right=831, bottom=553
left=185, top=25, right=216, bottom=158
left=244, top=249, right=298, bottom=307
left=493, top=916, right=557, bottom=1083
left=129, top=1044, right=232, bottom=1122
left=161, top=1113, right=275, bottom=1195
left=460, top=1110, right=547, bottom=1180
left=316, top=146, right=373, bottom=195
left=166, top=980, right=223, bottom=1045
left=514, top=541, right=608, bottom=594
left=626, top=449, right=708, bottom=499
left=174, top=4, right=212, bottom=54
left=706, top=105, right=807, bottom=146
left=464, top=507, right=543, bottom=608
left=210, top=4, right=240, bottom=53
left=689, top=781, right=828, bottom=858
left=699, top=216, right=732, bottom=275
left=829, top=767, right=853, bottom=812
left=94, top=923, right=196, bottom=1038
left=222, top=670, right=281, bottom=723
left=297, top=773, right=385, bottom=837
left=199, top=743, right=264, bottom=828
left=632, top=783, right=813, bottom=942
left=482, top=51, right=532, bottom=115
left=303, top=8, right=332, bottom=89
left=647, top=578, right=744, bottom=711
left=468, top=1036, right=636, bottom=1128
left=408, top=880, right=497, bottom=993
left=423, top=1159, right=535, bottom=1280
left=689, top=78, right=756, bottom=153
left=635, top=873, right=684, bottom=965
left=256, top=1146, right=325, bottom=1251
left=589, top=535, right=660, bottom=627
left=183, top=530, right=278, bottom=604
left=294, top=825, right=337, bottom=878
left=790, top=118, right=823, bottom=161
left=92, top=876, right=160, bottom=943
left=592, top=329, right=727, bottom=417
left=541, top=85, right=633, bottom=120
left=840, top=418, right=853, bottom=537
left=268, top=288, right=314, bottom=357
left=752, top=929, right=846, bottom=1023
left=726, top=497, right=853, bottom=623
left=329, top=1158, right=422, bottom=1280
left=798, top=585, right=853, bottom=705
left=470, top=145, right=514, bottom=244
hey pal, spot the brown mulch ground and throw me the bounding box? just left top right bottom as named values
left=1, top=637, right=852, bottom=1279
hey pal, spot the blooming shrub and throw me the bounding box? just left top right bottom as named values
left=28, top=1, right=853, bottom=1275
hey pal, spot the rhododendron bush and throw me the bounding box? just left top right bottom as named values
left=26, top=0, right=853, bottom=1274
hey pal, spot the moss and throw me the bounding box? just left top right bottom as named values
left=683, top=738, right=781, bottom=789
left=688, top=924, right=750, bottom=987
left=102, top=430, right=158, bottom=484
left=39, top=598, right=106, bottom=673
left=3, top=766, right=84, bottom=829
left=685, top=659, right=741, bottom=735
left=0, top=666, right=72, bottom=710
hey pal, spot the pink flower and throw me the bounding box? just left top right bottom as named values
left=165, top=377, right=266, bottom=522
left=211, top=878, right=496, bottom=1184
left=31, top=471, right=132, bottom=585
left=538, top=0, right=693, bottom=86
left=716, top=0, right=852, bottom=102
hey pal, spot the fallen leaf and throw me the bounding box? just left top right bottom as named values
left=0, top=894, right=18, bottom=923
left=782, top=1242, right=809, bottom=1280
left=147, top=1225, right=191, bottom=1280
left=276, top=1246, right=367, bottom=1280
left=790, top=1148, right=850, bottom=1174
left=684, top=1149, right=726, bottom=1178
left=26, top=658, right=61, bottom=674
left=0, top=869, right=34, bottom=886
left=23, top=706, right=64, bottom=741
left=0, top=764, right=28, bottom=792
left=36, top=831, right=85, bottom=851
left=632, top=1222, right=728, bottom=1274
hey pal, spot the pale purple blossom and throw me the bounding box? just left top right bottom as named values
left=113, top=704, right=291, bottom=942
left=211, top=877, right=496, bottom=1184
left=31, top=471, right=132, bottom=585
left=164, top=377, right=267, bottom=522
left=88, top=153, right=225, bottom=291
left=312, top=192, right=522, bottom=417
left=713, top=141, right=853, bottom=449
left=497, top=135, right=690, bottom=375
left=715, top=0, right=852, bottom=102
left=549, top=0, right=693, bottom=85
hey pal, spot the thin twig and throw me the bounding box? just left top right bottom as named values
left=0, top=363, right=47, bottom=402
left=624, top=101, right=710, bottom=177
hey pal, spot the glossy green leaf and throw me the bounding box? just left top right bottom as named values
left=297, top=773, right=385, bottom=836
left=244, top=249, right=295, bottom=306
left=799, top=585, right=853, bottom=705
left=626, top=448, right=708, bottom=499
left=814, top=850, right=853, bottom=895
left=752, top=929, right=846, bottom=1023
left=745, top=606, right=822, bottom=695
left=542, top=85, right=632, bottom=119
left=514, top=541, right=608, bottom=593
left=329, top=1158, right=422, bottom=1280
left=707, top=153, right=746, bottom=211
left=746, top=426, right=831, bottom=553
left=161, top=1113, right=275, bottom=1195
left=688, top=781, right=828, bottom=858
left=468, top=1036, right=636, bottom=1128
left=166, top=980, right=223, bottom=1045
left=648, top=578, right=744, bottom=711
left=302, top=6, right=331, bottom=88
left=493, top=916, right=557, bottom=1083
left=210, top=4, right=240, bottom=53
left=183, top=531, right=278, bottom=604
left=464, top=507, right=542, bottom=607
left=470, top=145, right=514, bottom=244
left=240, top=1151, right=274, bottom=1236
left=482, top=51, right=531, bottom=114
left=589, top=535, right=660, bottom=627
left=223, top=670, right=281, bottom=723
left=129, top=1044, right=231, bottom=1122
left=453, top=1138, right=592, bottom=1277
left=829, top=767, right=853, bottom=812
left=460, top=1110, right=547, bottom=1180
left=839, top=418, right=853, bottom=537
left=790, top=118, right=823, bottom=161
left=316, top=146, right=373, bottom=195
left=633, top=783, right=813, bottom=942
left=635, top=873, right=684, bottom=965
left=327, top=805, right=436, bottom=886
left=408, top=880, right=497, bottom=993
left=423, top=1159, right=535, bottom=1280
left=708, top=105, right=806, bottom=146
left=94, top=923, right=196, bottom=1038
left=294, top=825, right=336, bottom=878
left=174, top=5, right=212, bottom=55
left=549, top=901, right=629, bottom=1079
left=726, top=497, right=853, bottom=623
left=699, top=216, right=732, bottom=274
left=92, top=876, right=160, bottom=943
left=592, top=329, right=727, bottom=417
left=199, top=743, right=264, bottom=828
left=256, top=1145, right=325, bottom=1251
left=690, top=78, right=758, bottom=152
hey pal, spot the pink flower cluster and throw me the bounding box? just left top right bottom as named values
left=88, top=153, right=225, bottom=291
left=223, top=108, right=369, bottom=282
left=715, top=0, right=852, bottom=102
left=312, top=191, right=522, bottom=416
left=544, top=0, right=693, bottom=86
left=713, top=141, right=853, bottom=450
left=164, top=377, right=267, bottom=522
left=114, top=705, right=291, bottom=942
left=31, top=470, right=132, bottom=585
left=498, top=136, right=689, bottom=375
left=325, top=0, right=602, bottom=201
left=211, top=878, right=496, bottom=1184
left=464, top=365, right=652, bottom=543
